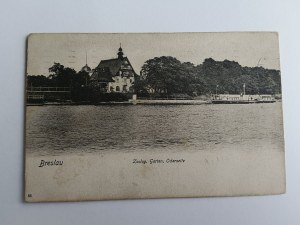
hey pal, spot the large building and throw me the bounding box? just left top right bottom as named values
left=90, top=46, right=137, bottom=93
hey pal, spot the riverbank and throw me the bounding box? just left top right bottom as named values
left=27, top=99, right=209, bottom=106
left=132, top=99, right=208, bottom=105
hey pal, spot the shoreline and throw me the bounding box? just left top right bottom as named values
left=26, top=99, right=279, bottom=106
left=26, top=99, right=209, bottom=106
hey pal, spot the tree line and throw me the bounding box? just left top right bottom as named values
left=136, top=56, right=281, bottom=97
left=27, top=57, right=281, bottom=102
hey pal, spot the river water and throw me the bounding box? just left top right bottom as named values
left=26, top=103, right=284, bottom=156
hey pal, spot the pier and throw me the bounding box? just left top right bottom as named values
left=26, top=87, right=71, bottom=104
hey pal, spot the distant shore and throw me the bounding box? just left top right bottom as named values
left=27, top=99, right=209, bottom=106
left=26, top=98, right=282, bottom=106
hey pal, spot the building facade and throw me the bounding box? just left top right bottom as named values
left=90, top=46, right=137, bottom=93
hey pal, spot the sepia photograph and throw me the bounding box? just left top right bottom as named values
left=25, top=32, right=285, bottom=202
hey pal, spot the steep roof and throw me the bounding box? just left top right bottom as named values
left=90, top=58, right=120, bottom=82
left=102, top=59, right=122, bottom=74
left=90, top=67, right=113, bottom=82
left=91, top=57, right=137, bottom=82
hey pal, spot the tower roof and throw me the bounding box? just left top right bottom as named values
left=117, top=43, right=124, bottom=59
left=81, top=64, right=91, bottom=72
left=81, top=51, right=91, bottom=72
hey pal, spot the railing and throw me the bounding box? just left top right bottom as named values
left=27, top=87, right=71, bottom=92
left=27, top=95, right=44, bottom=99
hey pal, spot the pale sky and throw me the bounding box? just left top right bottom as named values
left=27, top=32, right=280, bottom=76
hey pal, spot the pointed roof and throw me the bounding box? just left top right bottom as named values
left=96, top=58, right=124, bottom=76
left=90, top=58, right=122, bottom=82
left=90, top=46, right=138, bottom=82
left=91, top=56, right=137, bottom=78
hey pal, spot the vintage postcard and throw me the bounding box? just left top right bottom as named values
left=25, top=32, right=285, bottom=202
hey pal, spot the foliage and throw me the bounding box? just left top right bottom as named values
left=140, top=57, right=197, bottom=95
left=48, top=63, right=77, bottom=87
left=138, top=57, right=281, bottom=96
left=27, top=57, right=282, bottom=103
left=27, top=75, right=54, bottom=87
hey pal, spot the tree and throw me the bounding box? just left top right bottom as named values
left=139, top=57, right=281, bottom=97
left=48, top=62, right=76, bottom=87
left=27, top=75, right=53, bottom=87
left=140, top=56, right=196, bottom=95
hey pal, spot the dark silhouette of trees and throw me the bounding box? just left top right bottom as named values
left=48, top=63, right=77, bottom=87
left=27, top=75, right=53, bottom=87
left=27, top=57, right=282, bottom=103
left=140, top=57, right=198, bottom=96
left=138, top=56, right=281, bottom=96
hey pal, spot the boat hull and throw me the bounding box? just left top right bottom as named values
left=211, top=100, right=275, bottom=104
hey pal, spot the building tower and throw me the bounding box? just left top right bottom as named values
left=117, top=43, right=124, bottom=60
left=81, top=51, right=92, bottom=74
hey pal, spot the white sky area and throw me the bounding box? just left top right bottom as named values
left=27, top=32, right=280, bottom=76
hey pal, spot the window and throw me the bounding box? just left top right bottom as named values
left=110, top=86, right=114, bottom=92
left=116, top=86, right=120, bottom=92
